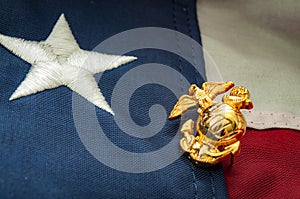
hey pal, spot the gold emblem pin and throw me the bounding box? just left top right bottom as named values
left=169, top=82, right=253, bottom=166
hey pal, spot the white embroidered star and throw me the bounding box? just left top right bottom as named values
left=0, top=14, right=137, bottom=115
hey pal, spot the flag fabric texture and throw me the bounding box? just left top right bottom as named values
left=222, top=129, right=300, bottom=199
left=0, top=0, right=229, bottom=198
left=197, top=1, right=300, bottom=198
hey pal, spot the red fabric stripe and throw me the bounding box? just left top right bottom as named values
left=223, top=129, right=300, bottom=199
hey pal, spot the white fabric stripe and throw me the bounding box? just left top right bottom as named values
left=196, top=0, right=300, bottom=130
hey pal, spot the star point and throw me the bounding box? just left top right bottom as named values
left=0, top=14, right=137, bottom=114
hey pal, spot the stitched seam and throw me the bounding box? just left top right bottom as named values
left=181, top=1, right=199, bottom=198
left=173, top=1, right=198, bottom=198
left=0, top=131, right=6, bottom=144
left=172, top=0, right=184, bottom=93
left=184, top=4, right=198, bottom=84
left=209, top=171, right=216, bottom=199
left=244, top=110, right=300, bottom=129
left=185, top=2, right=218, bottom=199
left=191, top=163, right=199, bottom=199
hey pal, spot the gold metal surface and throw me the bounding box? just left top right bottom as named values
left=169, top=82, right=253, bottom=166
